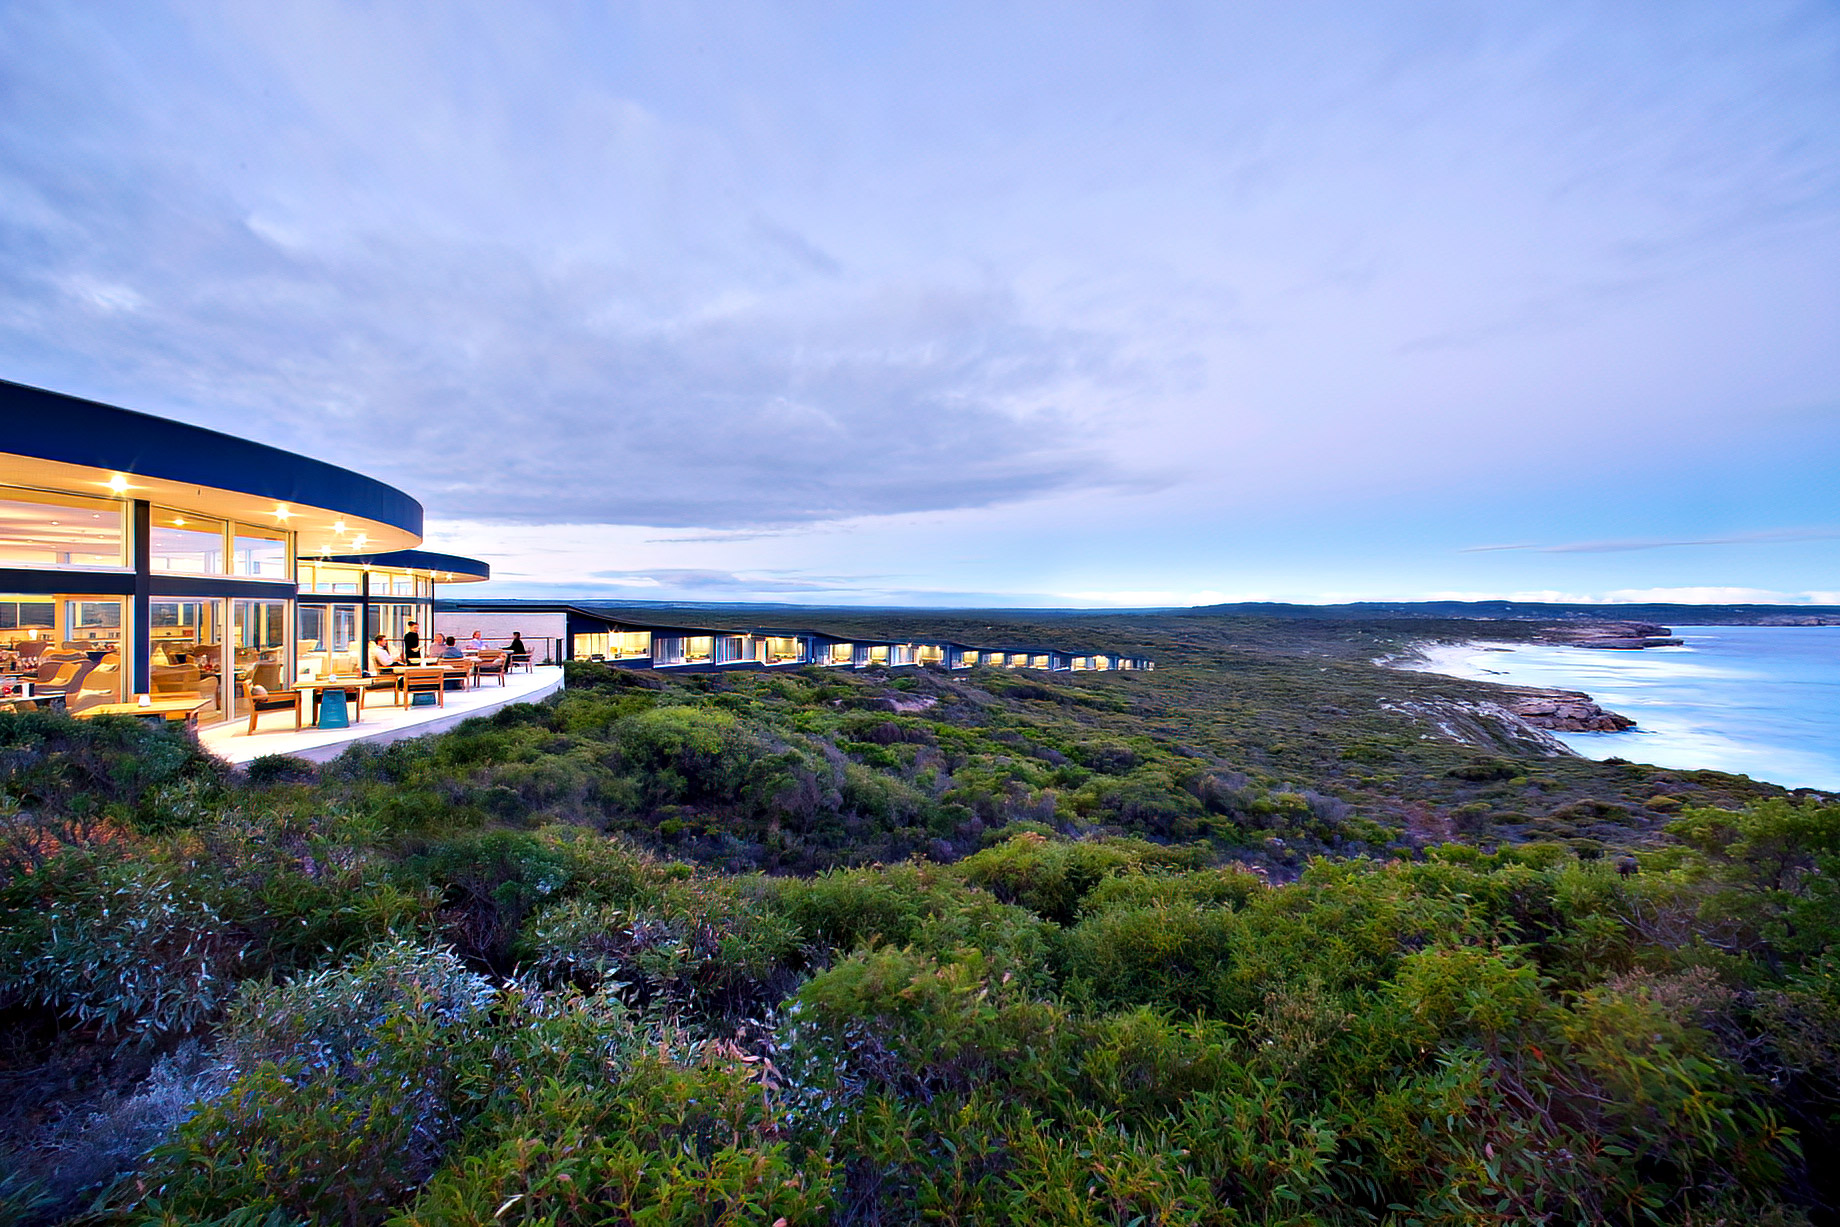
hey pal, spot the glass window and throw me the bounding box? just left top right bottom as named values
left=229, top=599, right=289, bottom=717
left=829, top=643, right=854, bottom=665
left=0, top=487, right=126, bottom=568
left=0, top=601, right=55, bottom=631
left=683, top=636, right=713, bottom=665
left=573, top=631, right=609, bottom=659
left=762, top=636, right=805, bottom=664
left=297, top=603, right=360, bottom=679
left=232, top=524, right=290, bottom=579
left=309, top=564, right=362, bottom=594
left=714, top=635, right=749, bottom=664
left=149, top=508, right=227, bottom=574
left=610, top=631, right=650, bottom=658
left=653, top=636, right=685, bottom=666
left=55, top=596, right=126, bottom=712
left=151, top=599, right=224, bottom=720
left=391, top=575, right=415, bottom=596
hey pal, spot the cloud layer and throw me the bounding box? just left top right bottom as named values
left=1, top=1, right=1836, bottom=602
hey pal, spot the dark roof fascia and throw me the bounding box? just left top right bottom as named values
left=319, top=549, right=490, bottom=580
left=0, top=379, right=422, bottom=538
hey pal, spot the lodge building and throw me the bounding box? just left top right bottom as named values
left=1, top=377, right=1150, bottom=738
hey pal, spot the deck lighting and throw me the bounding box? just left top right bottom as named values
left=332, top=520, right=347, bottom=534
left=273, top=504, right=291, bottom=520
left=105, top=473, right=130, bottom=493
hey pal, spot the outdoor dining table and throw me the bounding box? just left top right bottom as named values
left=295, top=678, right=368, bottom=728
left=74, top=696, right=209, bottom=729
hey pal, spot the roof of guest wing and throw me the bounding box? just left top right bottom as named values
left=317, top=549, right=490, bottom=583
left=0, top=378, right=423, bottom=551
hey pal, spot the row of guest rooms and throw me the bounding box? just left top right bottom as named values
left=446, top=607, right=1151, bottom=673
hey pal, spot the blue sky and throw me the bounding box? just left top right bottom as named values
left=2, top=1, right=1836, bottom=606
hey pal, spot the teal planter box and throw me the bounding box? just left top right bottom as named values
left=411, top=692, right=439, bottom=707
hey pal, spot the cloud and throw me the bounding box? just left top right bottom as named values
left=587, top=568, right=869, bottom=594
left=1462, top=528, right=1840, bottom=555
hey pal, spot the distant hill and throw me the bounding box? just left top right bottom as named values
left=1179, top=600, right=1840, bottom=625
left=444, top=595, right=1840, bottom=626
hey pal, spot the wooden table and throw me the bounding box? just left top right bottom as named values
left=295, top=679, right=367, bottom=726
left=75, top=697, right=209, bottom=728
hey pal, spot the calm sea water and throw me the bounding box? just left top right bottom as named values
left=1421, top=626, right=1840, bottom=791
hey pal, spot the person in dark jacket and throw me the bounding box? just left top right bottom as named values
left=507, top=632, right=528, bottom=658
left=402, top=621, right=422, bottom=664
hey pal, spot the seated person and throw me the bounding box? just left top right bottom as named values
left=439, top=635, right=465, bottom=660
left=368, top=635, right=398, bottom=671
left=465, top=630, right=487, bottom=652
left=507, top=632, right=528, bottom=658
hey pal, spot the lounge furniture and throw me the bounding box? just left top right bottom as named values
left=239, top=680, right=304, bottom=734
left=66, top=664, right=123, bottom=715
left=34, top=660, right=87, bottom=696
left=397, top=668, right=447, bottom=707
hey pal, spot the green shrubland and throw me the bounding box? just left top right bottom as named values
left=0, top=618, right=1835, bottom=1224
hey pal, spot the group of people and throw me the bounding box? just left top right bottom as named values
left=367, top=621, right=528, bottom=671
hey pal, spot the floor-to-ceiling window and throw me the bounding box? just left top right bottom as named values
left=151, top=599, right=224, bottom=720
left=231, top=598, right=290, bottom=718
left=297, top=602, right=359, bottom=680
left=0, top=594, right=126, bottom=712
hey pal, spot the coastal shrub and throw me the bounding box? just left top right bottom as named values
left=1059, top=899, right=1238, bottom=1014
left=524, top=877, right=801, bottom=1019
left=7, top=854, right=246, bottom=1045
left=397, top=1039, right=833, bottom=1226
left=957, top=831, right=1194, bottom=925
left=132, top=942, right=496, bottom=1225
left=396, top=830, right=571, bottom=967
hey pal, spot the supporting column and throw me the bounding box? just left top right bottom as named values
left=131, top=499, right=152, bottom=695
left=359, top=570, right=373, bottom=676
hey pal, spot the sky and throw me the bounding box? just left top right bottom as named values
left=1, top=1, right=1836, bottom=607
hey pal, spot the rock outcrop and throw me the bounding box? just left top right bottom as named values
left=1503, top=689, right=1635, bottom=732
left=1536, top=621, right=1682, bottom=650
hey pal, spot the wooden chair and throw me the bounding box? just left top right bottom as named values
left=361, top=672, right=402, bottom=705
left=398, top=668, right=447, bottom=708
left=240, top=680, right=304, bottom=734
left=473, top=654, right=508, bottom=687
left=508, top=651, right=533, bottom=674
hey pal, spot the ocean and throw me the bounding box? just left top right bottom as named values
left=1403, top=625, right=1840, bottom=792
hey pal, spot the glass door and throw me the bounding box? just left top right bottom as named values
left=231, top=599, right=290, bottom=720
left=151, top=599, right=225, bottom=722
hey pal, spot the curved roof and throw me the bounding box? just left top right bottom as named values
left=317, top=549, right=490, bottom=583
left=0, top=379, right=423, bottom=552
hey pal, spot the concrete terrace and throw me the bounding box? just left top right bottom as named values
left=199, top=666, right=564, bottom=765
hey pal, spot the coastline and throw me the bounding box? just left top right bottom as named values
left=1384, top=628, right=1840, bottom=792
